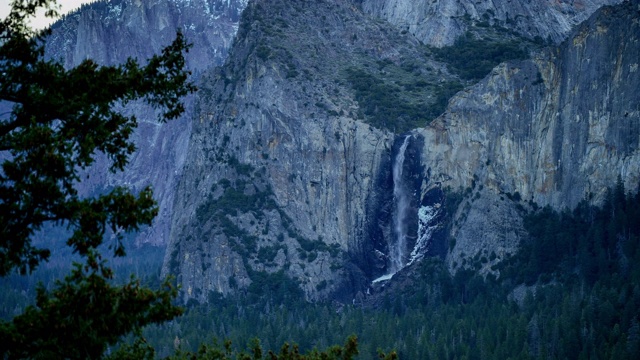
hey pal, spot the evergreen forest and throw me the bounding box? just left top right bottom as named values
left=3, top=180, right=640, bottom=359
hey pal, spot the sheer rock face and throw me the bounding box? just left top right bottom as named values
left=162, top=0, right=405, bottom=303
left=44, top=0, right=248, bottom=246
left=163, top=0, right=454, bottom=303
left=417, top=0, right=640, bottom=272
left=361, top=0, right=621, bottom=47
left=46, top=0, right=247, bottom=70
left=163, top=0, right=640, bottom=302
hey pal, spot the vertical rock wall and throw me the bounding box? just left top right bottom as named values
left=163, top=0, right=640, bottom=302
left=417, top=0, right=640, bottom=272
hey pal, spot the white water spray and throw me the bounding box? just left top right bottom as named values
left=408, top=204, right=441, bottom=266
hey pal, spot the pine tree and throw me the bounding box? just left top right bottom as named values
left=0, top=1, right=194, bottom=358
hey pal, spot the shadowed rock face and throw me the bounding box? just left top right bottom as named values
left=44, top=0, right=248, bottom=246
left=361, top=0, right=621, bottom=47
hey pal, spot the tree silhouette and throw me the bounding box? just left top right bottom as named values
left=0, top=1, right=195, bottom=358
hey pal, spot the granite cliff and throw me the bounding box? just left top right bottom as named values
left=418, top=0, right=640, bottom=273
left=44, top=0, right=247, bottom=246
left=162, top=0, right=640, bottom=303
left=164, top=0, right=420, bottom=302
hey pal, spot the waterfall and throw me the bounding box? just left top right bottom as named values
left=390, top=135, right=411, bottom=274
left=372, top=135, right=441, bottom=284
left=372, top=136, right=411, bottom=284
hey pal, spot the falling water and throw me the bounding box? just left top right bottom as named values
left=372, top=135, right=441, bottom=284
left=390, top=135, right=412, bottom=274
left=372, top=135, right=412, bottom=284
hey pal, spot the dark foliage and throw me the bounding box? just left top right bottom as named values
left=345, top=67, right=443, bottom=132
left=140, top=183, right=640, bottom=359
left=500, top=176, right=640, bottom=286
left=432, top=32, right=529, bottom=80
left=0, top=1, right=194, bottom=358
left=0, top=0, right=195, bottom=276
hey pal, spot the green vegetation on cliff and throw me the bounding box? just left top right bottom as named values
left=431, top=31, right=531, bottom=80
left=344, top=67, right=462, bottom=132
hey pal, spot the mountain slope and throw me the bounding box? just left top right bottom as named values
left=44, top=0, right=247, bottom=247
left=162, top=0, right=463, bottom=302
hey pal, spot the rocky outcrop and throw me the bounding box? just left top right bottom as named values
left=44, top=0, right=247, bottom=246
left=361, top=0, right=621, bottom=47
left=417, top=0, right=640, bottom=272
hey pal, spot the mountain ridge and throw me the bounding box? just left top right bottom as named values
left=361, top=0, right=621, bottom=47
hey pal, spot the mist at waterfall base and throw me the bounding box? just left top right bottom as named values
left=372, top=135, right=441, bottom=284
